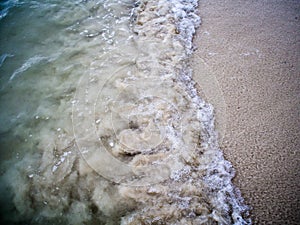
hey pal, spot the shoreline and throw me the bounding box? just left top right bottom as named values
left=192, top=0, right=300, bottom=224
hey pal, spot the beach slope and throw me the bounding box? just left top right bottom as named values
left=192, top=0, right=300, bottom=224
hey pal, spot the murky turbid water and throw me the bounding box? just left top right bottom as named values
left=0, top=0, right=251, bottom=224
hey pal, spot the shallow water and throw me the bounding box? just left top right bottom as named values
left=0, top=0, right=250, bottom=224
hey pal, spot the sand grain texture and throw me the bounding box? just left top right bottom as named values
left=192, top=0, right=300, bottom=224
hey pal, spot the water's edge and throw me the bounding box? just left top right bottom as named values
left=0, top=0, right=251, bottom=224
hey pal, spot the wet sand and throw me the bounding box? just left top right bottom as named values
left=192, top=0, right=300, bottom=224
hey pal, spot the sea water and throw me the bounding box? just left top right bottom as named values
left=0, top=0, right=251, bottom=224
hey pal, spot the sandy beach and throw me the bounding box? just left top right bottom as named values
left=192, top=0, right=300, bottom=224
left=0, top=0, right=298, bottom=224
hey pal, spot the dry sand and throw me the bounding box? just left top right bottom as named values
left=192, top=0, right=300, bottom=224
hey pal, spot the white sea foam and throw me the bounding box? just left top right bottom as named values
left=0, top=53, right=13, bottom=67
left=9, top=55, right=57, bottom=81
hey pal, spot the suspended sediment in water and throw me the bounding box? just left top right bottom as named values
left=0, top=0, right=250, bottom=224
